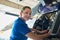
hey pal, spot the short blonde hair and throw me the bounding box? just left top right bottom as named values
left=21, top=6, right=31, bottom=12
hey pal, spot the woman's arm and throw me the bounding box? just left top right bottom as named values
left=26, top=30, right=50, bottom=40
left=26, top=28, right=50, bottom=40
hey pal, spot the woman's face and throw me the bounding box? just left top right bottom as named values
left=20, top=8, right=31, bottom=21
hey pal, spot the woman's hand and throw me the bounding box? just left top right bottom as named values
left=30, top=28, right=49, bottom=34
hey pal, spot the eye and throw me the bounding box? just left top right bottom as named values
left=25, top=12, right=31, bottom=15
left=25, top=12, right=28, bottom=14
left=29, top=13, right=31, bottom=15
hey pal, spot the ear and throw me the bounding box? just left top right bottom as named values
left=20, top=12, right=22, bottom=17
